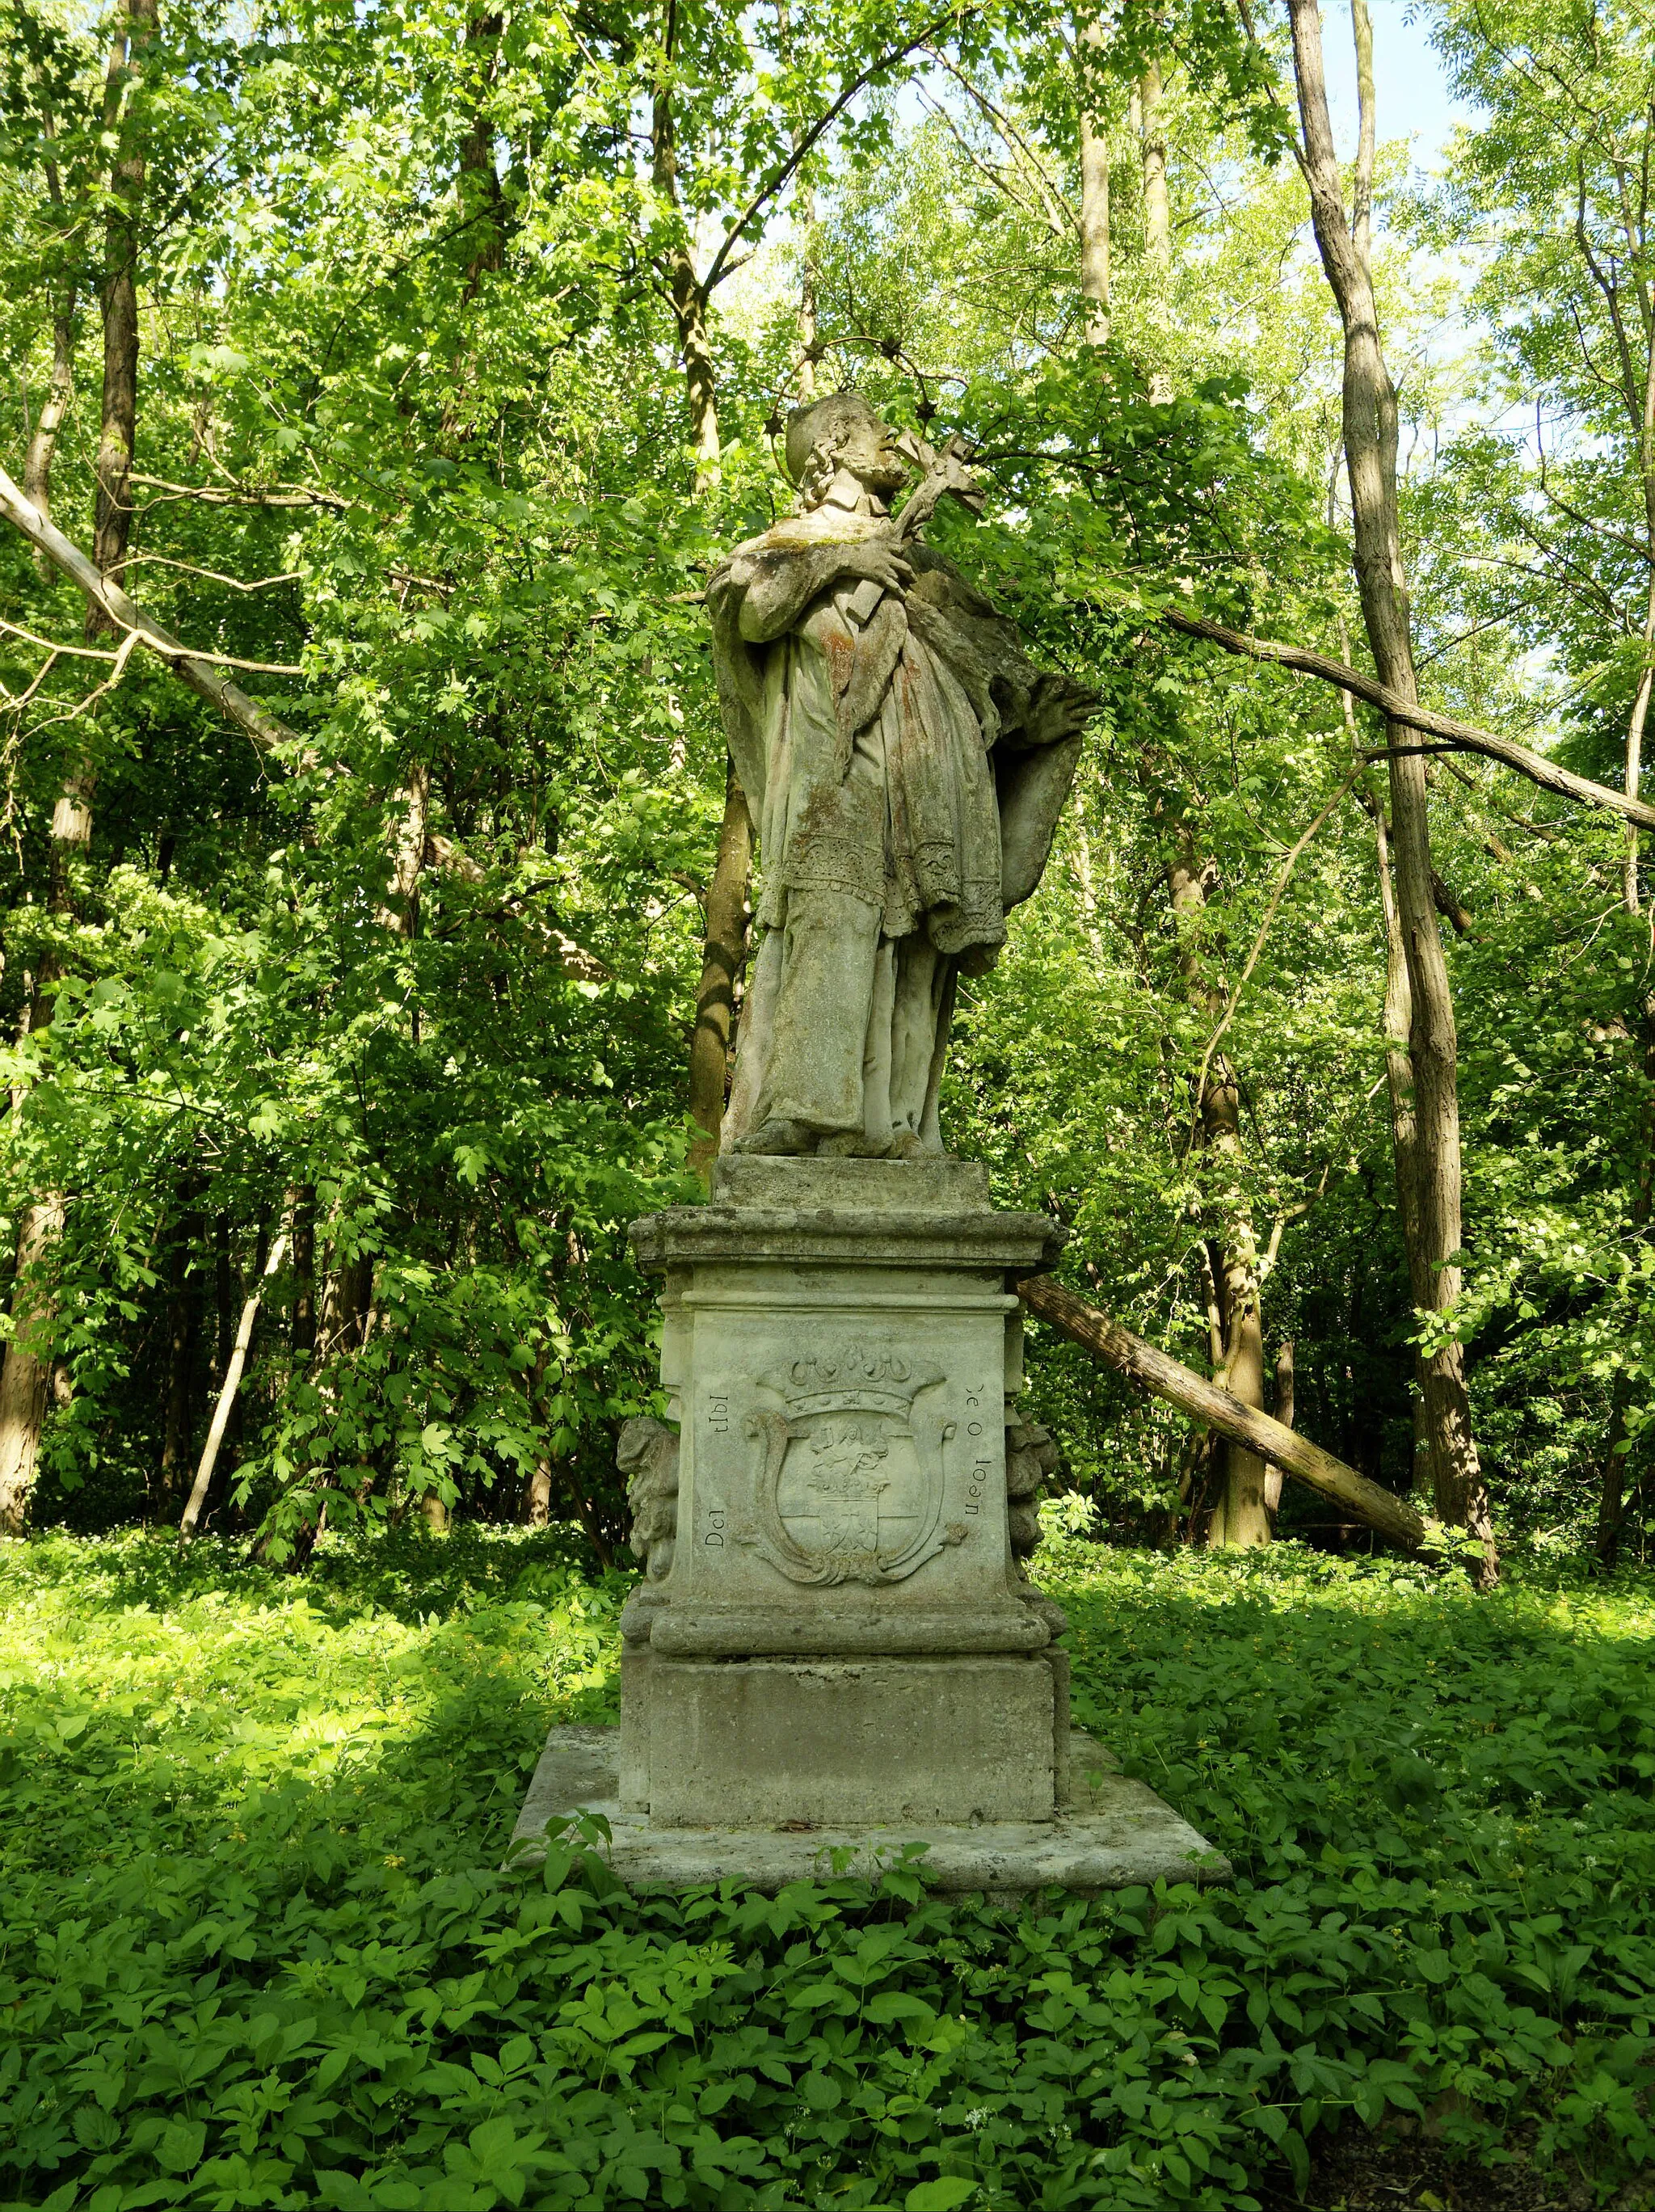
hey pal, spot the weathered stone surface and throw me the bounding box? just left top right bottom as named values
left=645, top=1654, right=1055, bottom=1829
left=710, top=1153, right=992, bottom=1213
left=634, top=1156, right=1065, bottom=1278
left=507, top=1725, right=1232, bottom=1897
left=600, top=1150, right=1223, bottom=1891
left=624, top=1160, right=1062, bottom=1687
left=705, top=394, right=1097, bottom=1161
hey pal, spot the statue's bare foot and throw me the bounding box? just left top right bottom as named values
left=887, top=1131, right=929, bottom=1161
left=818, top=1131, right=891, bottom=1158
left=731, top=1118, right=818, bottom=1156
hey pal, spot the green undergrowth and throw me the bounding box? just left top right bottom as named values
left=1, top=1529, right=1653, bottom=2211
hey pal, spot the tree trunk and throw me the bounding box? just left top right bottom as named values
left=0, top=1199, right=66, bottom=1535
left=215, top=1211, right=234, bottom=1370
left=651, top=83, right=719, bottom=467
left=776, top=0, right=819, bottom=403
left=319, top=1244, right=373, bottom=1359
left=1623, top=584, right=1654, bottom=916
left=458, top=11, right=507, bottom=299
left=1598, top=1012, right=1655, bottom=1565
left=377, top=761, right=430, bottom=934
left=158, top=1199, right=200, bottom=1505
left=523, top=1461, right=553, bottom=1526
left=249, top=1208, right=373, bottom=1566
left=23, top=107, right=76, bottom=550
left=1363, top=779, right=1430, bottom=1494
left=1138, top=55, right=1171, bottom=265
left=1076, top=15, right=1110, bottom=346
left=1207, top=1253, right=1269, bottom=1545
left=650, top=24, right=754, bottom=1169
left=181, top=1231, right=286, bottom=1539
left=1165, top=822, right=1271, bottom=1546
left=1285, top=0, right=1496, bottom=1584
left=689, top=763, right=754, bottom=1173
left=1266, top=1339, right=1294, bottom=1514
left=89, top=0, right=155, bottom=624
left=1135, top=52, right=1173, bottom=402
left=1616, top=216, right=1655, bottom=913
left=0, top=2, right=160, bottom=1515
left=795, top=210, right=818, bottom=401
left=23, top=314, right=76, bottom=543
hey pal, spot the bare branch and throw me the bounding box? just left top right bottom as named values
left=1188, top=761, right=1363, bottom=1136
left=0, top=461, right=311, bottom=761
left=121, top=553, right=304, bottom=592
left=920, top=44, right=1078, bottom=238
left=0, top=612, right=305, bottom=676
left=1162, top=604, right=1655, bottom=831
left=915, top=87, right=1067, bottom=237
left=701, top=3, right=979, bottom=297
left=129, top=472, right=352, bottom=512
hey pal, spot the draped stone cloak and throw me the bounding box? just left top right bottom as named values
left=707, top=510, right=1091, bottom=1148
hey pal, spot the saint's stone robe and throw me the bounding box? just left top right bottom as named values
left=707, top=508, right=1092, bottom=1152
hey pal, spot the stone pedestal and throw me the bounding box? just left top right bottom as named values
left=622, top=1155, right=1069, bottom=1829
left=509, top=1154, right=1229, bottom=1894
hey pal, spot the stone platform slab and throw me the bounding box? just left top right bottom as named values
left=505, top=1725, right=1230, bottom=1898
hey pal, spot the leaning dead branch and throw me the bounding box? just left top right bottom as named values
left=179, top=1230, right=288, bottom=1540
left=1021, top=1273, right=1427, bottom=1548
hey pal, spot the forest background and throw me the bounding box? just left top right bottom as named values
left=2, top=0, right=1654, bottom=1574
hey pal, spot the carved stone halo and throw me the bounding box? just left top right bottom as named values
left=739, top=1339, right=960, bottom=1586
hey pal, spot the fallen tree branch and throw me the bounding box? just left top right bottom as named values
left=1161, top=605, right=1655, bottom=833
left=0, top=464, right=311, bottom=761
left=1020, top=1274, right=1426, bottom=1548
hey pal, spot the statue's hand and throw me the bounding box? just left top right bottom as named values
left=836, top=539, right=913, bottom=596
left=1024, top=676, right=1103, bottom=748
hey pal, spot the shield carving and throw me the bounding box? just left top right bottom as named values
left=739, top=1340, right=958, bottom=1586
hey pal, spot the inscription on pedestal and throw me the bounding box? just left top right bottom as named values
left=964, top=1381, right=995, bottom=1517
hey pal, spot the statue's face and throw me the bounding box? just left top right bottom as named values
left=832, top=411, right=912, bottom=500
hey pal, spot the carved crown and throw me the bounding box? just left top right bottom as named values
left=764, top=1339, right=941, bottom=1421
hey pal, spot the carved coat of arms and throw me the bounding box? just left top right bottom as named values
left=740, top=1340, right=960, bottom=1586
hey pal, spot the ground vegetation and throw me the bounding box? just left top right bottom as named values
left=1, top=1528, right=1651, bottom=2209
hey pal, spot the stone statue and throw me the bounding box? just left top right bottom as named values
left=707, top=392, right=1098, bottom=1159
left=617, top=1416, right=679, bottom=1581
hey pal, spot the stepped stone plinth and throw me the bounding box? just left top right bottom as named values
left=508, top=1156, right=1228, bottom=1898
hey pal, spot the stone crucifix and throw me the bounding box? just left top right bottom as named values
left=707, top=392, right=1098, bottom=1160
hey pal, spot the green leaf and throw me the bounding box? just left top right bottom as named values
left=156, top=2117, right=207, bottom=2174
left=906, top=2182, right=976, bottom=2212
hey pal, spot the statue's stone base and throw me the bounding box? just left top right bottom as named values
left=506, top=1725, right=1231, bottom=1898
left=594, top=1151, right=1224, bottom=1898
left=620, top=1154, right=1074, bottom=1826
